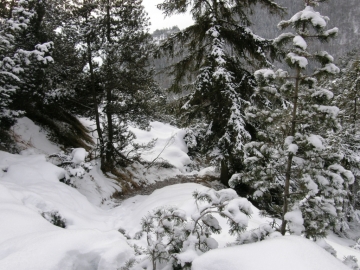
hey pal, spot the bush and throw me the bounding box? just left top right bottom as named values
left=49, top=148, right=93, bottom=187
left=41, top=211, right=66, bottom=228
left=138, top=189, right=253, bottom=269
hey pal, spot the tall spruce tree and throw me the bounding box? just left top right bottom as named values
left=71, top=0, right=159, bottom=172
left=99, top=0, right=159, bottom=170
left=230, top=0, right=354, bottom=238
left=157, top=0, right=283, bottom=184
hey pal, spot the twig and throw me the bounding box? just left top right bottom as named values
left=146, top=133, right=176, bottom=170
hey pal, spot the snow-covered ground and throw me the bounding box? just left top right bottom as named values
left=0, top=151, right=133, bottom=269
left=11, top=117, right=61, bottom=155
left=128, top=121, right=191, bottom=171
left=1, top=118, right=360, bottom=269
left=192, top=235, right=349, bottom=270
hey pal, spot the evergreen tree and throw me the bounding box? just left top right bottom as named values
left=10, top=0, right=54, bottom=114
left=156, top=0, right=283, bottom=184
left=3, top=0, right=94, bottom=150
left=0, top=0, right=53, bottom=129
left=327, top=58, right=360, bottom=228
left=39, top=0, right=87, bottom=110
left=98, top=0, right=159, bottom=170
left=230, top=0, right=354, bottom=238
left=70, top=0, right=160, bottom=172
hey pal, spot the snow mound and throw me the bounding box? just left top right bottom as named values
left=71, top=148, right=88, bottom=165
left=197, top=166, right=219, bottom=177
left=129, top=121, right=191, bottom=171
left=113, top=183, right=209, bottom=237
left=11, top=117, right=60, bottom=155
left=0, top=151, right=133, bottom=269
left=192, top=235, right=349, bottom=270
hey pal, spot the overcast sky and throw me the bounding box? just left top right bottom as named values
left=142, top=0, right=193, bottom=32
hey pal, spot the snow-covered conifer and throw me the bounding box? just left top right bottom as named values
left=157, top=0, right=283, bottom=184
left=324, top=58, right=360, bottom=230
left=0, top=0, right=53, bottom=129
left=98, top=0, right=160, bottom=170
left=230, top=0, right=354, bottom=238
left=140, top=188, right=252, bottom=269
left=69, top=0, right=160, bottom=172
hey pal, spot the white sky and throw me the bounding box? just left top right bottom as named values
left=142, top=0, right=194, bottom=32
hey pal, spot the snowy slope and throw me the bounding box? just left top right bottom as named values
left=192, top=235, right=349, bottom=270
left=1, top=119, right=360, bottom=269
left=128, top=121, right=191, bottom=171
left=1, top=151, right=359, bottom=269
left=0, top=151, right=133, bottom=269
left=11, top=117, right=60, bottom=155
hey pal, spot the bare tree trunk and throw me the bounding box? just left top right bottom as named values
left=280, top=67, right=301, bottom=235
left=352, top=79, right=359, bottom=208
left=104, top=0, right=114, bottom=170
left=8, top=0, right=15, bottom=18
left=86, top=17, right=105, bottom=169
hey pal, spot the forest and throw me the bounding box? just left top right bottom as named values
left=0, top=0, right=360, bottom=269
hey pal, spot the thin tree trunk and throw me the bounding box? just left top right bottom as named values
left=8, top=0, right=15, bottom=19
left=86, top=24, right=105, bottom=169
left=280, top=68, right=301, bottom=235
left=352, top=80, right=359, bottom=208
left=105, top=0, right=114, bottom=169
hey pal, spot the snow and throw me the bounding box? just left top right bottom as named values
left=293, top=35, right=307, bottom=50
left=128, top=121, right=191, bottom=171
left=316, top=105, right=340, bottom=118
left=287, top=144, right=298, bottom=154
left=0, top=151, right=134, bottom=270
left=197, top=166, right=219, bottom=178
left=317, top=51, right=334, bottom=63
left=283, top=6, right=328, bottom=29
left=223, top=198, right=252, bottom=227
left=192, top=236, right=350, bottom=270
left=72, top=163, right=122, bottom=207
left=112, top=183, right=209, bottom=238
left=318, top=63, right=340, bottom=74
left=327, top=233, right=360, bottom=264
left=0, top=151, right=359, bottom=269
left=307, top=134, right=324, bottom=150
left=71, top=148, right=87, bottom=165
left=312, top=88, right=334, bottom=100
left=323, top=27, right=339, bottom=37
left=254, top=68, right=275, bottom=81
left=303, top=174, right=319, bottom=195
left=284, top=210, right=305, bottom=235
left=2, top=118, right=360, bottom=269
left=273, top=32, right=295, bottom=45
left=287, top=52, right=308, bottom=68
left=11, top=117, right=60, bottom=155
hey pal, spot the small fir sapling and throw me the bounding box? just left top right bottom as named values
left=41, top=211, right=66, bottom=228
left=229, top=0, right=354, bottom=238
left=343, top=256, right=360, bottom=270
left=49, top=148, right=93, bottom=186
left=228, top=224, right=276, bottom=246
left=139, top=189, right=253, bottom=269
left=315, top=238, right=337, bottom=257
